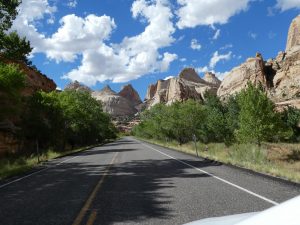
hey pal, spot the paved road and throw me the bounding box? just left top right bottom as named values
left=0, top=137, right=299, bottom=225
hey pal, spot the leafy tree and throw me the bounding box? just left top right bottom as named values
left=0, top=1, right=33, bottom=65
left=0, top=31, right=32, bottom=64
left=235, top=83, right=283, bottom=146
left=281, top=107, right=300, bottom=141
left=0, top=0, right=21, bottom=32
left=203, top=93, right=228, bottom=143
left=20, top=91, right=64, bottom=151
left=224, top=95, right=240, bottom=145
left=0, top=62, right=25, bottom=121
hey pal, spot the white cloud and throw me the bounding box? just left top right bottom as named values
left=276, top=0, right=300, bottom=11
left=197, top=66, right=209, bottom=73
left=190, top=39, right=202, bottom=50
left=164, top=75, right=174, bottom=80
left=68, top=0, right=77, bottom=8
left=13, top=0, right=177, bottom=85
left=161, top=53, right=178, bottom=72
left=213, top=29, right=221, bottom=40
left=209, top=51, right=232, bottom=68
left=180, top=58, right=187, bottom=62
left=176, top=0, right=252, bottom=29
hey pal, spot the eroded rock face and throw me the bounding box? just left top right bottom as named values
left=179, top=68, right=204, bottom=83
left=204, top=72, right=221, bottom=86
left=145, top=68, right=220, bottom=108
left=92, top=85, right=137, bottom=117
left=286, top=15, right=300, bottom=52
left=4, top=60, right=56, bottom=95
left=217, top=15, right=300, bottom=108
left=271, top=49, right=300, bottom=102
left=217, top=55, right=267, bottom=99
left=118, top=84, right=142, bottom=106
left=145, top=83, right=157, bottom=100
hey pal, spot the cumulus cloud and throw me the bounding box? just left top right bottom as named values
left=209, top=51, right=232, bottom=68
left=276, top=0, right=300, bottom=11
left=13, top=0, right=177, bottom=85
left=176, top=0, right=252, bottom=29
left=190, top=39, right=202, bottom=50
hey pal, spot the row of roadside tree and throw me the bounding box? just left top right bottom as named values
left=132, top=83, right=300, bottom=146
left=0, top=0, right=117, bottom=156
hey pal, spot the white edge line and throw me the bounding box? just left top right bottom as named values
left=0, top=155, right=81, bottom=189
left=138, top=140, right=279, bottom=206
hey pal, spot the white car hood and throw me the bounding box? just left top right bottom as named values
left=184, top=195, right=300, bottom=225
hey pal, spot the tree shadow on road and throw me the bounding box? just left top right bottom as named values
left=82, top=157, right=217, bottom=225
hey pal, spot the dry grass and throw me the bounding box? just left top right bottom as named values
left=0, top=146, right=96, bottom=181
left=139, top=138, right=300, bottom=183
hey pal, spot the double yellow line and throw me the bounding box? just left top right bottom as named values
left=72, top=152, right=119, bottom=225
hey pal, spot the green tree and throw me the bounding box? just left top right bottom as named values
left=236, top=83, right=282, bottom=146
left=58, top=90, right=116, bottom=147
left=224, top=95, right=240, bottom=145
left=203, top=93, right=228, bottom=143
left=0, top=62, right=25, bottom=121
left=0, top=0, right=21, bottom=32
left=0, top=31, right=32, bottom=64
left=281, top=107, right=300, bottom=141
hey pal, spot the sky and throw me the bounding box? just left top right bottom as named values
left=11, top=0, right=300, bottom=100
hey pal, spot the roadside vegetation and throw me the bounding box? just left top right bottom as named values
left=0, top=1, right=117, bottom=180
left=133, top=84, right=300, bottom=183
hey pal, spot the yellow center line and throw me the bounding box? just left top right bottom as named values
left=72, top=152, right=119, bottom=225
left=86, top=210, right=97, bottom=225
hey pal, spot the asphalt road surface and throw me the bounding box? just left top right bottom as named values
left=0, top=137, right=299, bottom=225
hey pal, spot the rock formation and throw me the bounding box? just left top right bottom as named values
left=203, top=72, right=222, bottom=86
left=118, top=84, right=142, bottom=106
left=145, top=68, right=221, bottom=108
left=217, top=14, right=300, bottom=109
left=64, top=81, right=143, bottom=119
left=65, top=80, right=92, bottom=93
left=92, top=85, right=141, bottom=118
left=286, top=15, right=300, bottom=52
left=217, top=53, right=267, bottom=99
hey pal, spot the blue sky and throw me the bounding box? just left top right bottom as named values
left=12, top=0, right=300, bottom=99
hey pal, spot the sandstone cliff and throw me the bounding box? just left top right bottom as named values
left=217, top=15, right=300, bottom=108
left=145, top=68, right=221, bottom=108
left=118, top=84, right=142, bottom=106
left=92, top=85, right=141, bottom=118
left=1, top=59, right=56, bottom=95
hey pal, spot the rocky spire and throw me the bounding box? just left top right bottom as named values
left=286, top=14, right=300, bottom=52
left=118, top=84, right=142, bottom=106
left=178, top=68, right=204, bottom=83
left=203, top=72, right=221, bottom=86
left=100, top=85, right=116, bottom=95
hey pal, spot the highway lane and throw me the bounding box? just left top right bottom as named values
left=0, top=137, right=299, bottom=225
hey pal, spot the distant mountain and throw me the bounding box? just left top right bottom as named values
left=65, top=82, right=143, bottom=118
